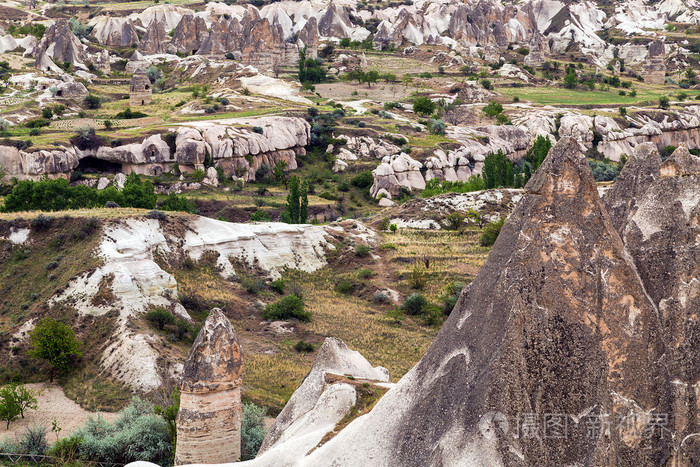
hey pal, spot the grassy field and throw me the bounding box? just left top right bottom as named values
left=497, top=84, right=697, bottom=106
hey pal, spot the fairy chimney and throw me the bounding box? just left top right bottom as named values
left=174, top=308, right=243, bottom=465
left=129, top=69, right=152, bottom=107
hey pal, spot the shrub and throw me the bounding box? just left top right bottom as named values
left=242, top=278, right=266, bottom=295
left=20, top=424, right=48, bottom=455
left=71, top=127, right=103, bottom=150
left=335, top=279, right=355, bottom=295
left=482, top=101, right=503, bottom=117
left=252, top=126, right=263, bottom=134
left=192, top=169, right=206, bottom=183
left=357, top=268, right=374, bottom=279
left=480, top=216, right=506, bottom=246
left=428, top=118, right=446, bottom=135
left=402, top=293, right=429, bottom=316
left=441, top=281, right=464, bottom=316
left=412, top=96, right=436, bottom=116
left=47, top=435, right=82, bottom=461
left=408, top=266, right=427, bottom=289
left=0, top=383, right=38, bottom=429
left=373, top=291, right=391, bottom=303
left=445, top=212, right=464, bottom=230
left=659, top=96, right=670, bottom=109
left=76, top=398, right=171, bottom=465
left=293, top=340, right=314, bottom=353
left=31, top=214, right=53, bottom=231
left=250, top=209, right=271, bottom=222
left=351, top=171, right=373, bottom=189
left=145, top=309, right=175, bottom=330
left=29, top=128, right=40, bottom=136
left=355, top=245, right=371, bottom=257
left=389, top=223, right=397, bottom=232
left=159, top=193, right=196, bottom=213
left=241, top=402, right=267, bottom=461
left=145, top=210, right=167, bottom=220
left=114, top=108, right=148, bottom=119
left=24, top=118, right=50, bottom=128
left=270, top=278, right=285, bottom=294
left=262, top=295, right=309, bottom=321
left=84, top=94, right=101, bottom=109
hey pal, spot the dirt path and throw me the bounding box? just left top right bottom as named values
left=0, top=383, right=120, bottom=442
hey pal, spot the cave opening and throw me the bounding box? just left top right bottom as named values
left=77, top=156, right=122, bottom=174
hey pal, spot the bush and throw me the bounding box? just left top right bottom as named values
left=48, top=435, right=82, bottom=461
left=355, top=245, right=371, bottom=257
left=145, top=309, right=175, bottom=330
left=252, top=126, right=263, bottom=134
left=270, top=278, right=285, bottom=294
left=241, top=402, right=267, bottom=461
left=250, top=209, right=271, bottom=222
left=76, top=398, right=171, bottom=465
left=28, top=318, right=82, bottom=382
left=84, top=94, right=101, bottom=109
left=293, top=340, right=314, bottom=353
left=114, top=108, right=148, bottom=119
left=482, top=101, right=503, bottom=117
left=357, top=268, right=374, bottom=279
left=242, top=278, right=266, bottom=295
left=412, top=96, right=436, bottom=116
left=159, top=193, right=196, bottom=213
left=445, top=212, right=464, bottom=230
left=480, top=216, right=506, bottom=246
left=31, top=214, right=53, bottom=231
left=402, top=293, right=429, bottom=316
left=351, top=171, right=373, bottom=189
left=262, top=295, right=310, bottom=321
left=20, top=424, right=48, bottom=455
left=441, top=281, right=464, bottom=316
left=71, top=127, right=103, bottom=150
left=335, top=279, right=355, bottom=295
left=659, top=96, right=670, bottom=109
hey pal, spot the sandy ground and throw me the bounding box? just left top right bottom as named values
left=316, top=82, right=412, bottom=101
left=0, top=383, right=119, bottom=443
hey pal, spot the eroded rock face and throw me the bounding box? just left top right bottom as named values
left=138, top=20, right=169, bottom=55
left=171, top=14, right=209, bottom=55
left=31, top=19, right=86, bottom=68
left=175, top=308, right=243, bottom=465
left=615, top=146, right=700, bottom=463
left=257, top=338, right=389, bottom=462
left=369, top=153, right=425, bottom=198
left=306, top=137, right=670, bottom=466
left=602, top=142, right=661, bottom=233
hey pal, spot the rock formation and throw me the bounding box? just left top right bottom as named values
left=369, top=153, right=425, bottom=199
left=138, top=20, right=168, bottom=55
left=612, top=146, right=700, bottom=464
left=171, top=14, right=208, bottom=55
left=0, top=117, right=309, bottom=180
left=302, top=137, right=671, bottom=465
left=31, top=19, right=86, bottom=69
left=175, top=308, right=243, bottom=465
left=258, top=338, right=390, bottom=460
left=602, top=142, right=661, bottom=233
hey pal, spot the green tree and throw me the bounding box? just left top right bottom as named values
left=281, top=176, right=308, bottom=224
left=0, top=383, right=37, bottom=429
left=84, top=94, right=101, bottom=109
left=273, top=160, right=288, bottom=187
left=659, top=96, right=670, bottom=109
left=28, top=318, right=82, bottom=382
left=412, top=96, right=436, bottom=116
left=525, top=134, right=552, bottom=173
left=563, top=68, right=578, bottom=89
left=483, top=150, right=514, bottom=189
left=365, top=70, right=380, bottom=87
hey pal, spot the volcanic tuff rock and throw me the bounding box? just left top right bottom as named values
left=170, top=14, right=209, bottom=55
left=31, top=19, right=86, bottom=68
left=138, top=20, right=169, bottom=55
left=369, top=152, right=425, bottom=199
left=303, top=137, right=670, bottom=465
left=602, top=142, right=661, bottom=234
left=255, top=338, right=390, bottom=463
left=175, top=308, right=243, bottom=464
left=613, top=146, right=700, bottom=464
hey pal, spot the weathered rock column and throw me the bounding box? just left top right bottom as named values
left=174, top=308, right=243, bottom=464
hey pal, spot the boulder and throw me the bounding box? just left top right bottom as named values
left=175, top=308, right=242, bottom=464
left=370, top=153, right=424, bottom=198
left=332, top=159, right=347, bottom=172
left=114, top=172, right=126, bottom=189
left=96, top=177, right=110, bottom=190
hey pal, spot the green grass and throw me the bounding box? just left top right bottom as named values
left=497, top=85, right=683, bottom=106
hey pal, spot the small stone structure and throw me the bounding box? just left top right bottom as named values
left=174, top=308, right=243, bottom=464
left=643, top=40, right=666, bottom=85
left=129, top=68, right=152, bottom=107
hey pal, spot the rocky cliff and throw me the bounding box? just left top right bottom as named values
left=0, top=116, right=310, bottom=182
left=175, top=308, right=243, bottom=464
